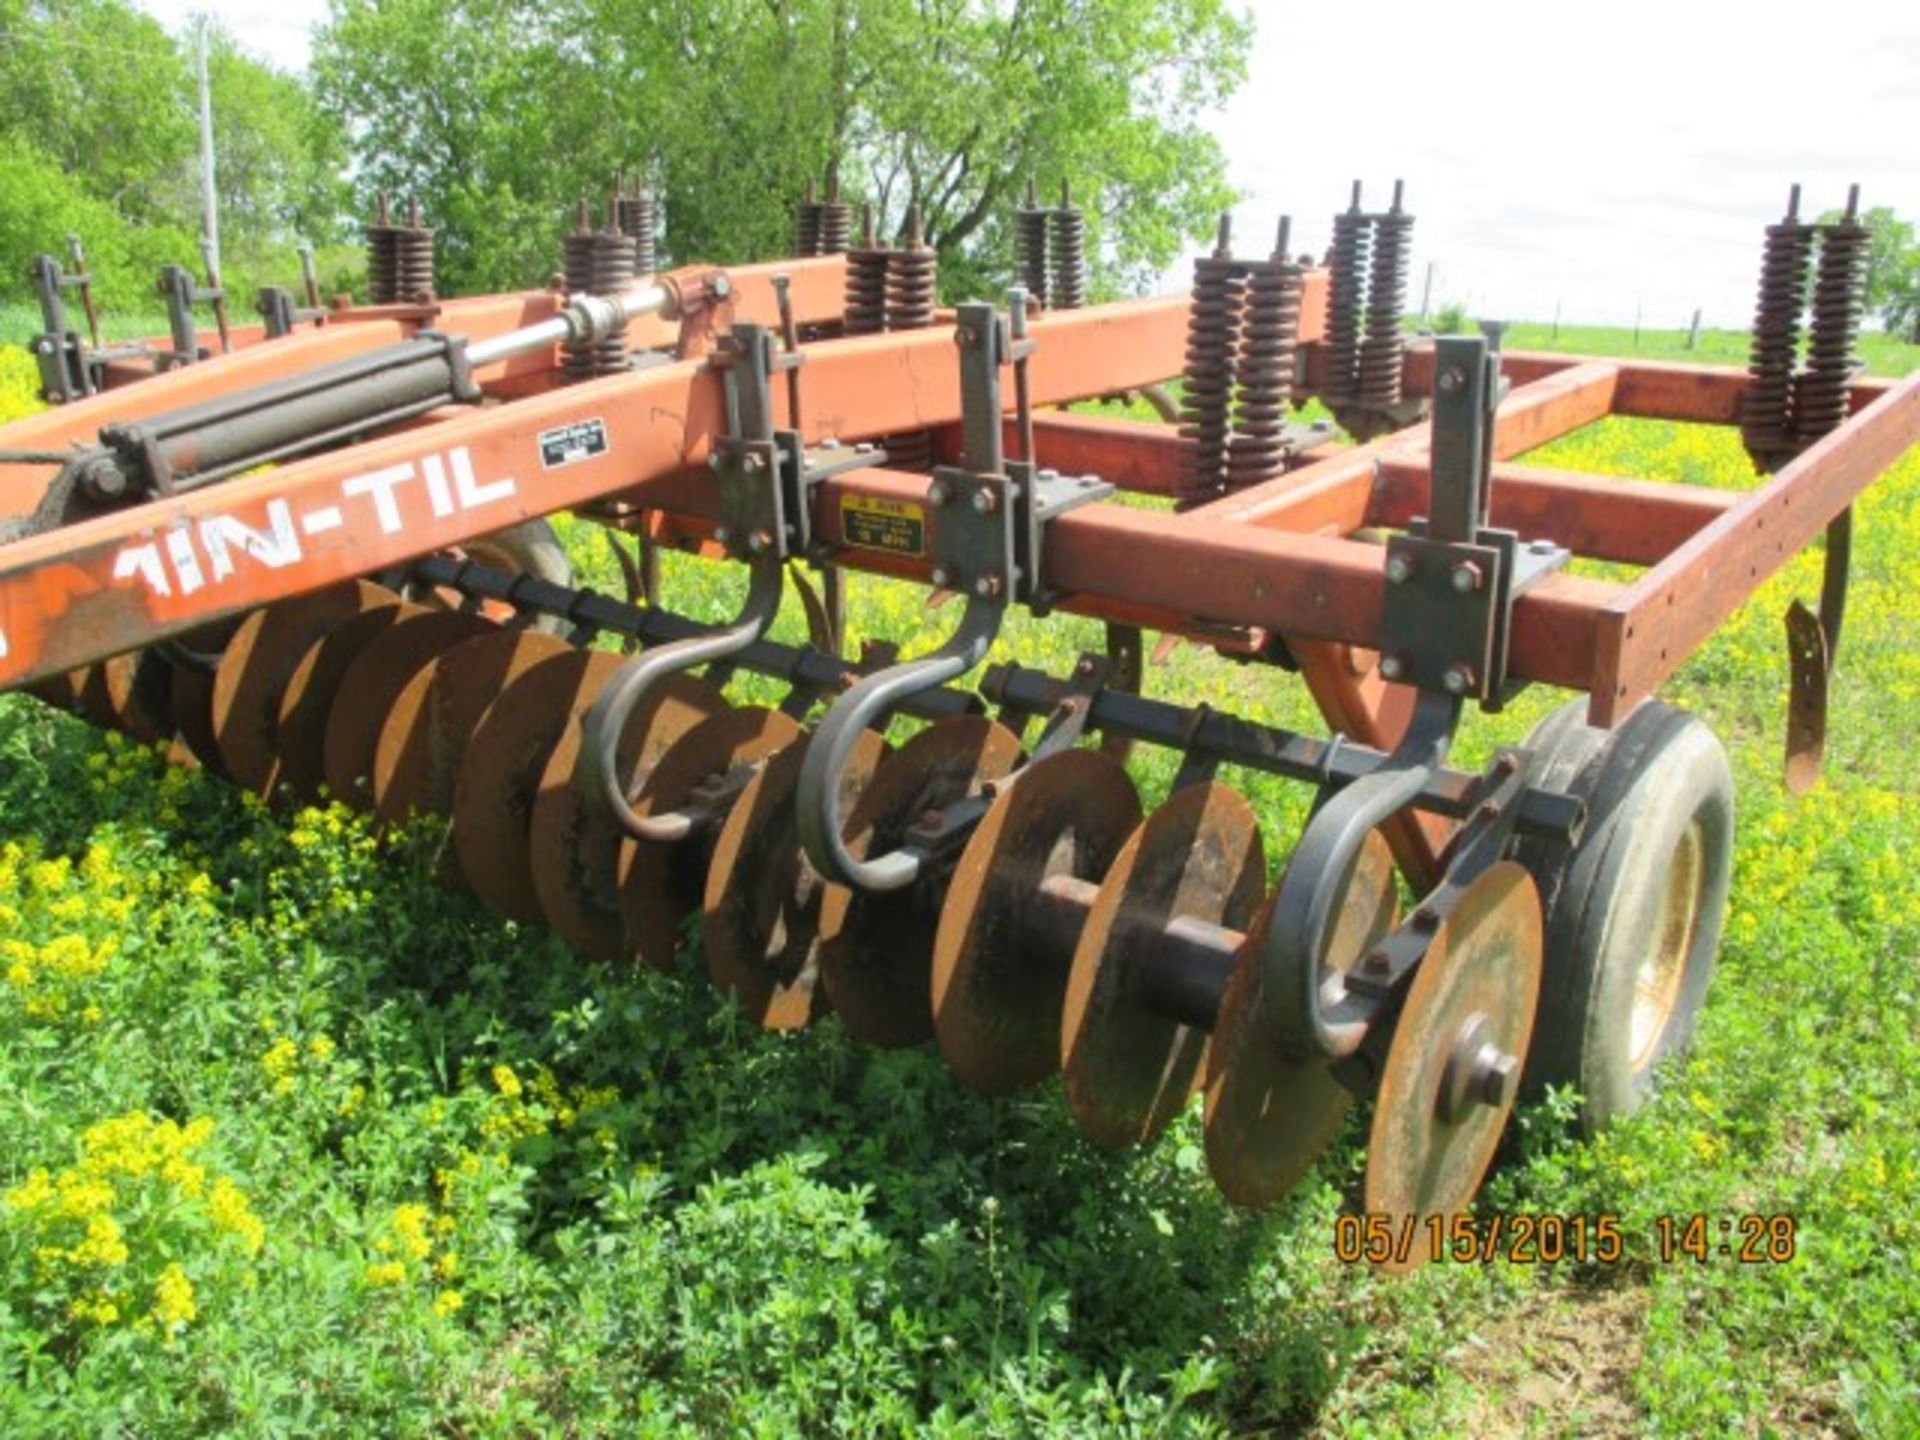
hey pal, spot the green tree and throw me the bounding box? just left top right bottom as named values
left=313, top=0, right=1250, bottom=298
left=1814, top=205, right=1919, bottom=338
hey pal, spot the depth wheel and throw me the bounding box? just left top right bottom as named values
left=1512, top=699, right=1734, bottom=1133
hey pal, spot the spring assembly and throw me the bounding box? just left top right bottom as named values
left=1015, top=176, right=1052, bottom=308
left=365, top=192, right=398, bottom=305
left=392, top=197, right=437, bottom=304
left=560, top=196, right=639, bottom=381
left=1741, top=185, right=1817, bottom=460
left=1356, top=181, right=1412, bottom=409
left=793, top=178, right=823, bottom=258
left=1050, top=179, right=1087, bottom=310
left=819, top=173, right=853, bottom=255
left=616, top=173, right=658, bottom=276
left=843, top=205, right=890, bottom=336
left=1226, top=217, right=1303, bottom=491
left=1176, top=213, right=1246, bottom=503
left=1796, top=186, right=1871, bottom=445
left=1323, top=181, right=1371, bottom=401
left=882, top=206, right=938, bottom=471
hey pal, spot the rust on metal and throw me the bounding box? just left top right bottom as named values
left=272, top=590, right=411, bottom=806
left=1060, top=781, right=1265, bottom=1150
left=1364, top=860, right=1543, bottom=1273
left=816, top=716, right=1024, bottom=1048
left=1203, top=830, right=1398, bottom=1206
left=617, top=704, right=802, bottom=971
left=702, top=730, right=887, bottom=1032
left=930, top=748, right=1141, bottom=1094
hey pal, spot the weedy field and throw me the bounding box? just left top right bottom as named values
left=0, top=327, right=1916, bottom=1438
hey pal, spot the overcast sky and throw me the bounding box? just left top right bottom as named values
left=138, top=0, right=1919, bottom=328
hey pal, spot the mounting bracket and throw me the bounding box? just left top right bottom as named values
left=1377, top=332, right=1569, bottom=708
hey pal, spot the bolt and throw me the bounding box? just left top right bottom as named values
left=975, top=573, right=1004, bottom=599
left=708, top=274, right=733, bottom=299
left=1529, top=538, right=1558, bottom=555
left=1360, top=948, right=1391, bottom=975
left=854, top=442, right=874, bottom=454
left=927, top=478, right=952, bottom=506
left=1385, top=553, right=1415, bottom=585
left=971, top=488, right=999, bottom=515
left=742, top=452, right=763, bottom=472
left=747, top=529, right=772, bottom=554
left=1474, top=1048, right=1520, bottom=1109
left=954, top=326, right=975, bottom=347
left=821, top=435, right=840, bottom=447
left=1036, top=468, right=1060, bottom=483
left=1437, top=366, right=1466, bottom=395
left=1442, top=664, right=1475, bottom=694
left=712, top=526, right=731, bottom=547
left=707, top=453, right=725, bottom=472
left=1411, top=906, right=1440, bottom=933
left=930, top=567, right=949, bottom=587
left=1378, top=653, right=1405, bottom=680
left=1449, top=561, right=1483, bottom=593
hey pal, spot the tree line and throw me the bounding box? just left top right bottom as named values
left=3, top=0, right=1249, bottom=320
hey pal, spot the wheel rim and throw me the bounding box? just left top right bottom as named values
left=1630, top=818, right=1704, bottom=1070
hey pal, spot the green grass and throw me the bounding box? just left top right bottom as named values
left=0, top=330, right=1918, bottom=1436
left=1488, top=320, right=1920, bottom=379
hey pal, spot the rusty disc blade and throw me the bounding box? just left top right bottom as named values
left=702, top=730, right=887, bottom=1031
left=528, top=669, right=726, bottom=961
left=1061, top=781, right=1266, bottom=1149
left=213, top=583, right=398, bottom=798
left=930, top=748, right=1141, bottom=1095
left=618, top=705, right=803, bottom=971
left=372, top=628, right=572, bottom=826
left=25, top=667, right=88, bottom=714
left=1203, top=829, right=1400, bottom=1207
left=1365, top=860, right=1543, bottom=1273
left=100, top=650, right=176, bottom=746
left=272, top=593, right=412, bottom=807
left=322, top=609, right=495, bottom=811
left=166, top=617, right=245, bottom=775
left=452, top=649, right=624, bottom=924
left=817, top=716, right=1025, bottom=1049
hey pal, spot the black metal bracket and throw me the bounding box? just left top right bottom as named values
left=707, top=323, right=867, bottom=564
left=1377, top=332, right=1569, bottom=708
left=157, top=257, right=231, bottom=369
left=923, top=301, right=1112, bottom=608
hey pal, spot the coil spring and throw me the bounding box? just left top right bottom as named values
left=1050, top=179, right=1086, bottom=310
left=560, top=199, right=638, bottom=381
left=843, top=206, right=889, bottom=336
left=819, top=174, right=853, bottom=255
left=1357, top=182, right=1411, bottom=409
left=1740, top=186, right=1816, bottom=459
left=1177, top=214, right=1245, bottom=503
left=794, top=178, right=822, bottom=258
left=393, top=198, right=436, bottom=304
left=617, top=188, right=658, bottom=275
left=1797, top=191, right=1870, bottom=444
left=1227, top=218, right=1301, bottom=490
left=365, top=192, right=398, bottom=304
left=1015, top=177, right=1052, bottom=307
left=882, top=208, right=938, bottom=471
left=1324, top=182, right=1370, bottom=401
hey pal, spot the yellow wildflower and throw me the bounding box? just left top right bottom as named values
left=207, top=1177, right=265, bottom=1255
left=432, top=1289, right=463, bottom=1317
left=364, top=1260, right=407, bottom=1287
left=150, top=1263, right=196, bottom=1331
left=491, top=1064, right=523, bottom=1100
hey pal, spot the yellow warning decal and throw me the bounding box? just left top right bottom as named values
left=841, top=494, right=927, bottom=557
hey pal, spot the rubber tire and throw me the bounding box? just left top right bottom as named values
left=1512, top=698, right=1734, bottom=1134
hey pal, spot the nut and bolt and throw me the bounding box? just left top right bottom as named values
left=929, top=567, right=949, bottom=587
left=926, top=478, right=952, bottom=506
left=1378, top=653, right=1406, bottom=680
left=1385, top=553, right=1415, bottom=585
left=975, top=573, right=1004, bottom=599
left=971, top=488, right=1000, bottom=514
left=712, top=526, right=731, bottom=546
left=1472, top=1047, right=1519, bottom=1108
left=1442, top=663, right=1475, bottom=694
left=1437, top=366, right=1467, bottom=394
left=747, top=529, right=773, bottom=554
left=1449, top=561, right=1483, bottom=593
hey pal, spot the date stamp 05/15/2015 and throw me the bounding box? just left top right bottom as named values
left=1332, top=1212, right=1800, bottom=1268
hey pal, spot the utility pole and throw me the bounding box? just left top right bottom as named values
left=196, top=17, right=219, bottom=278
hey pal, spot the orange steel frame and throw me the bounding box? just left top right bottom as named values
left=4, top=254, right=1918, bottom=860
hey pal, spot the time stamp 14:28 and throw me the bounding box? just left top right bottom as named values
left=1332, top=1212, right=1800, bottom=1267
